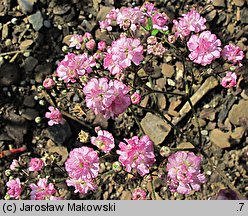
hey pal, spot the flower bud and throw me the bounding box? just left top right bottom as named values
left=112, top=161, right=122, bottom=172
left=160, top=146, right=171, bottom=157
left=35, top=117, right=42, bottom=124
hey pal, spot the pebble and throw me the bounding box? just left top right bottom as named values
left=48, top=146, right=68, bottom=166
left=53, top=5, right=71, bottom=15
left=241, top=8, right=248, bottom=23
left=161, top=63, right=174, bottom=78
left=21, top=108, right=39, bottom=120
left=24, top=56, right=38, bottom=72
left=0, top=63, right=21, bottom=86
left=228, top=99, right=248, bottom=126
left=28, top=10, right=43, bottom=31
left=43, top=20, right=51, bottom=28
left=20, top=39, right=33, bottom=50
left=44, top=122, right=72, bottom=145
left=209, top=129, right=231, bottom=148
left=18, top=0, right=36, bottom=14
left=23, top=95, right=36, bottom=107
left=140, top=112, right=171, bottom=145
left=233, top=0, right=245, bottom=7
left=206, top=10, right=217, bottom=22
left=213, top=0, right=225, bottom=7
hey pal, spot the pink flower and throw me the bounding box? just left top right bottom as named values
left=6, top=178, right=22, bottom=199
left=98, top=41, right=107, bottom=51
left=222, top=44, right=244, bottom=64
left=116, top=135, right=156, bottom=176
left=132, top=188, right=147, bottom=200
left=82, top=32, right=93, bottom=42
left=116, top=7, right=145, bottom=32
left=141, top=2, right=156, bottom=15
left=131, top=92, right=141, bottom=104
left=45, top=106, right=66, bottom=126
left=66, top=177, right=96, bottom=194
left=99, top=19, right=112, bottom=31
left=91, top=128, right=115, bottom=153
left=30, top=178, right=56, bottom=200
left=56, top=53, right=96, bottom=83
left=147, top=42, right=167, bottom=58
left=221, top=72, right=237, bottom=88
left=152, top=12, right=168, bottom=31
left=187, top=31, right=222, bottom=66
left=104, top=37, right=144, bottom=75
left=173, top=10, right=206, bottom=39
left=65, top=147, right=99, bottom=180
left=86, top=39, right=96, bottom=51
left=43, top=78, right=55, bottom=89
left=28, top=158, right=44, bottom=172
left=83, top=78, right=131, bottom=119
left=10, top=159, right=19, bottom=170
left=147, top=36, right=157, bottom=45
left=166, top=151, right=206, bottom=194
left=69, top=34, right=83, bottom=49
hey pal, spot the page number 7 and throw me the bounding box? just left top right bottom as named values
left=238, top=203, right=244, bottom=212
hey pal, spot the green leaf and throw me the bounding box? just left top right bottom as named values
left=147, top=17, right=153, bottom=30
left=161, top=29, right=170, bottom=35
left=151, top=29, right=159, bottom=36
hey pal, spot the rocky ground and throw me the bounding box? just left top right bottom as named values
left=0, top=0, right=248, bottom=200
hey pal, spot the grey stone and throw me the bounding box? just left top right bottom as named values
left=53, top=5, right=71, bottom=15
left=24, top=56, right=38, bottom=72
left=140, top=112, right=171, bottom=145
left=228, top=99, right=248, bottom=126
left=18, top=0, right=36, bottom=14
left=21, top=108, right=39, bottom=120
left=45, top=122, right=72, bottom=145
left=241, top=8, right=248, bottom=24
left=0, top=63, right=21, bottom=86
left=5, top=110, right=28, bottom=144
left=28, top=10, right=43, bottom=31
left=23, top=95, right=36, bottom=107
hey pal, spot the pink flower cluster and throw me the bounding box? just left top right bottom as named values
left=187, top=31, right=222, bottom=66
left=116, top=135, right=156, bottom=176
left=69, top=34, right=84, bottom=49
left=30, top=178, right=56, bottom=200
left=151, top=12, right=168, bottom=31
left=173, top=9, right=206, bottom=39
left=166, top=151, right=206, bottom=194
left=104, top=36, right=144, bottom=75
left=65, top=147, right=99, bottom=194
left=131, top=92, right=141, bottom=104
left=45, top=106, right=65, bottom=126
left=222, top=44, right=244, bottom=65
left=56, top=53, right=96, bottom=83
left=100, top=7, right=145, bottom=32
left=91, top=127, right=115, bottom=153
left=6, top=178, right=22, bottom=199
left=132, top=188, right=147, bottom=200
left=83, top=78, right=131, bottom=119
left=28, top=158, right=44, bottom=172
left=221, top=72, right=237, bottom=88
left=147, top=36, right=167, bottom=58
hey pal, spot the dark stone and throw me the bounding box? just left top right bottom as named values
left=0, top=63, right=21, bottom=86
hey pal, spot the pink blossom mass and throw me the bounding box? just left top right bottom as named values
left=166, top=151, right=206, bottom=194
left=65, top=146, right=99, bottom=180
left=187, top=31, right=222, bottom=66
left=116, top=135, right=156, bottom=176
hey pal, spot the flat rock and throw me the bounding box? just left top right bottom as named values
left=213, top=0, right=225, bottom=7
left=18, top=0, right=36, bottom=14
left=241, top=7, right=248, bottom=24
left=28, top=10, right=43, bottom=31
left=45, top=122, right=72, bottom=145
left=140, top=112, right=171, bottom=145
left=228, top=99, right=248, bottom=126
left=233, top=0, right=245, bottom=7
left=120, top=191, right=131, bottom=200
left=23, top=95, right=36, bottom=107
left=20, top=39, right=33, bottom=50
left=24, top=56, right=38, bottom=72
left=161, top=63, right=174, bottom=78
left=21, top=108, right=39, bottom=120
left=0, top=63, right=21, bottom=86
left=5, top=110, right=28, bottom=144
left=230, top=127, right=245, bottom=140
left=210, top=129, right=231, bottom=148
left=53, top=5, right=71, bottom=15
left=48, top=146, right=68, bottom=166
left=206, top=10, right=217, bottom=22
left=177, top=142, right=195, bottom=149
